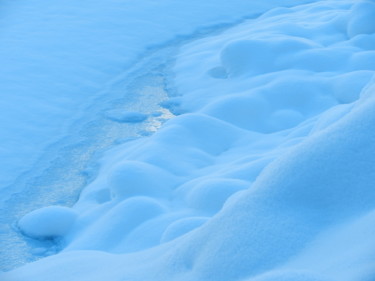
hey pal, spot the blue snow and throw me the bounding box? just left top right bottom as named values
left=1, top=0, right=375, bottom=281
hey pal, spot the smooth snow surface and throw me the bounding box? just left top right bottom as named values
left=2, top=0, right=375, bottom=281
left=18, top=206, right=78, bottom=239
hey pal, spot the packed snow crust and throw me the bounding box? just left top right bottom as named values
left=2, top=0, right=375, bottom=281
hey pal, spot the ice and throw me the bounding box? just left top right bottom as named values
left=104, top=110, right=148, bottom=123
left=2, top=0, right=375, bottom=281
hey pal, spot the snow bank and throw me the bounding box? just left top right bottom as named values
left=3, top=0, right=375, bottom=281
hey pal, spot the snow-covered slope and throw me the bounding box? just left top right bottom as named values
left=2, top=0, right=375, bottom=280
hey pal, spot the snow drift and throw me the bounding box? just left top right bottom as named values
left=2, top=0, right=375, bottom=281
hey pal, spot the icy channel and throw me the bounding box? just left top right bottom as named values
left=0, top=46, right=176, bottom=271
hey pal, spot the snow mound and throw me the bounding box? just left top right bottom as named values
left=220, top=37, right=316, bottom=77
left=183, top=178, right=249, bottom=214
left=108, top=161, right=175, bottom=200
left=347, top=0, right=375, bottom=38
left=161, top=217, right=208, bottom=243
left=65, top=196, right=165, bottom=251
left=18, top=206, right=77, bottom=239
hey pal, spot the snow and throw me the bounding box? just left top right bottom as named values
left=2, top=0, right=375, bottom=281
left=2, top=0, right=308, bottom=270
left=0, top=0, right=305, bottom=190
left=18, top=206, right=77, bottom=239
left=160, top=217, right=208, bottom=243
left=108, top=161, right=175, bottom=200
left=347, top=0, right=375, bottom=38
